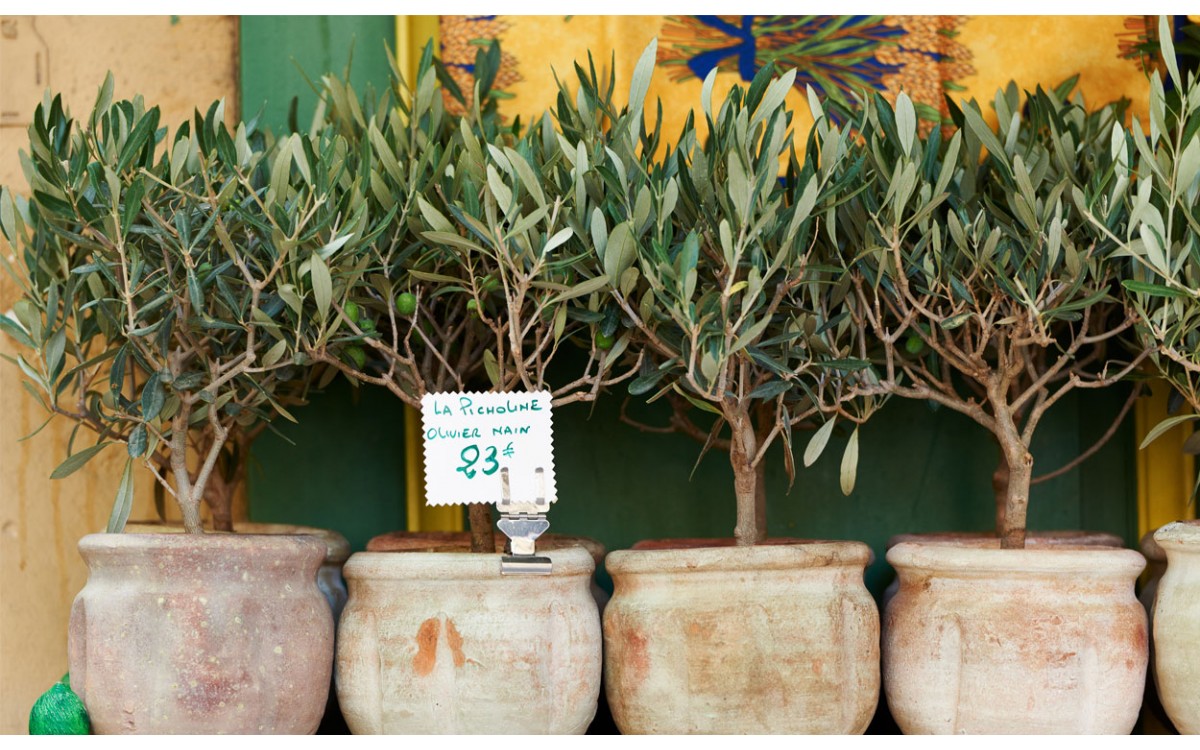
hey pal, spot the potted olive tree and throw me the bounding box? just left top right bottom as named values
left=0, top=80, right=347, bottom=733
left=1093, top=23, right=1200, bottom=733
left=576, top=47, right=882, bottom=732
left=290, top=49, right=635, bottom=734
left=837, top=85, right=1149, bottom=732
left=876, top=79, right=1137, bottom=611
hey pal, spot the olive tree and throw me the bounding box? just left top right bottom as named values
left=574, top=45, right=879, bottom=546
left=0, top=78, right=352, bottom=533
left=280, top=48, right=496, bottom=545
left=1095, top=20, right=1200, bottom=461
left=413, top=53, right=647, bottom=547
left=293, top=46, right=638, bottom=552
left=839, top=83, right=1145, bottom=549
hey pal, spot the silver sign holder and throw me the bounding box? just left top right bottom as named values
left=497, top=467, right=552, bottom=575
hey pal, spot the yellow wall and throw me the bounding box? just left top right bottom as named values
left=1136, top=382, right=1196, bottom=540
left=396, top=16, right=462, bottom=534
left=0, top=16, right=239, bottom=734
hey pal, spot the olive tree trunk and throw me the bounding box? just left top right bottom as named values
left=989, top=383, right=1031, bottom=550
left=204, top=469, right=235, bottom=533
left=992, top=447, right=1009, bottom=536
left=728, top=407, right=766, bottom=546
left=468, top=503, right=495, bottom=553
left=170, top=411, right=204, bottom=534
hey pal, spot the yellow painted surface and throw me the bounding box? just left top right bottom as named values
left=397, top=16, right=461, bottom=533
left=955, top=16, right=1154, bottom=125
left=1135, top=382, right=1196, bottom=540
left=0, top=15, right=239, bottom=734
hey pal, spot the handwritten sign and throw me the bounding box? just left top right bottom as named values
left=420, top=391, right=557, bottom=507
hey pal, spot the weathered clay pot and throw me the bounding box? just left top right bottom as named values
left=126, top=520, right=351, bottom=617
left=1151, top=520, right=1200, bottom=733
left=884, top=541, right=1147, bottom=734
left=881, top=530, right=1125, bottom=607
left=367, top=530, right=609, bottom=610
left=336, top=547, right=601, bottom=734
left=603, top=540, right=879, bottom=734
left=68, top=533, right=334, bottom=734
left=1140, top=530, right=1167, bottom=618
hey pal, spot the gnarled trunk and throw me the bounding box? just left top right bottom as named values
left=988, top=379, right=1031, bottom=550
left=729, top=407, right=766, bottom=546
left=204, top=469, right=235, bottom=533
left=992, top=446, right=1009, bottom=536
left=468, top=503, right=495, bottom=553
left=1000, top=447, right=1032, bottom=549
left=170, top=410, right=204, bottom=534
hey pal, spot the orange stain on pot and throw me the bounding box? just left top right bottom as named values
left=413, top=618, right=440, bottom=676
left=621, top=626, right=650, bottom=682
left=444, top=619, right=466, bottom=668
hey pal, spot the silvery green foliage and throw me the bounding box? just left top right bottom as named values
left=0, top=75, right=351, bottom=531
left=550, top=43, right=881, bottom=544
left=838, top=78, right=1142, bottom=545
left=1095, top=19, right=1200, bottom=449
left=282, top=49, right=479, bottom=406
left=415, top=70, right=643, bottom=405
left=621, top=59, right=879, bottom=494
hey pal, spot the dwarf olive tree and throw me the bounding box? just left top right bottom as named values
left=839, top=84, right=1144, bottom=548
left=574, top=45, right=880, bottom=546
left=1096, top=21, right=1200, bottom=468
left=0, top=78, right=354, bottom=532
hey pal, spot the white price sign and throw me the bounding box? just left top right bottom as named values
left=420, top=391, right=557, bottom=507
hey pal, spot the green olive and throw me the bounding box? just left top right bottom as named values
left=905, top=333, right=925, bottom=355
left=905, top=324, right=931, bottom=355
left=396, top=292, right=418, bottom=316
left=595, top=331, right=616, bottom=350
left=345, top=346, right=366, bottom=369
left=344, top=301, right=361, bottom=324
left=466, top=299, right=479, bottom=316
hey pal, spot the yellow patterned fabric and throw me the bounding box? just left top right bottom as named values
left=439, top=15, right=1190, bottom=140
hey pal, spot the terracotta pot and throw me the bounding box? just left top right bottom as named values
left=1151, top=520, right=1200, bottom=733
left=1139, top=530, right=1167, bottom=618
left=336, top=547, right=601, bottom=734
left=603, top=540, right=879, bottom=734
left=68, top=533, right=334, bottom=734
left=884, top=541, right=1147, bottom=734
left=881, top=530, right=1125, bottom=608
left=367, top=530, right=609, bottom=611
left=126, top=520, right=351, bottom=617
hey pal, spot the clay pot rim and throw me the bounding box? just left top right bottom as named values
left=606, top=540, right=871, bottom=575
left=365, top=530, right=605, bottom=566
left=1140, top=529, right=1167, bottom=562
left=79, top=531, right=327, bottom=556
left=1153, top=520, right=1200, bottom=549
left=887, top=540, right=1145, bottom=577
left=124, top=520, right=351, bottom=563
left=343, top=546, right=595, bottom=580
left=629, top=536, right=823, bottom=550
left=886, top=530, right=1125, bottom=550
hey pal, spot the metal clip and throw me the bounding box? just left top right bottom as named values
left=497, top=467, right=552, bottom=575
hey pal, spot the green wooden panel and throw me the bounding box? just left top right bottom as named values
left=239, top=16, right=395, bottom=134
left=249, top=365, right=1137, bottom=598
left=544, top=380, right=1136, bottom=596
left=249, top=379, right=409, bottom=551
left=239, top=16, right=1139, bottom=600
